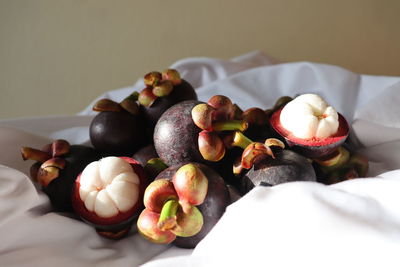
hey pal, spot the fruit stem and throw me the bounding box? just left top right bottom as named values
left=157, top=199, right=179, bottom=231
left=212, top=120, right=248, bottom=132
left=232, top=131, right=253, bottom=149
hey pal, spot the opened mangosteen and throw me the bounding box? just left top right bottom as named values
left=89, top=93, right=148, bottom=156
left=269, top=94, right=369, bottom=184
left=71, top=156, right=148, bottom=239
left=154, top=96, right=248, bottom=167
left=21, top=140, right=101, bottom=212
left=269, top=93, right=349, bottom=159
left=138, top=69, right=197, bottom=129
left=137, top=163, right=230, bottom=248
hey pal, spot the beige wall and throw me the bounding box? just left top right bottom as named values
left=1, top=0, right=399, bottom=119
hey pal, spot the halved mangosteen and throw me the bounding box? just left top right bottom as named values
left=269, top=94, right=349, bottom=159
left=72, top=156, right=148, bottom=239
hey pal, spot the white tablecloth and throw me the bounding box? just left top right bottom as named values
left=1, top=51, right=400, bottom=266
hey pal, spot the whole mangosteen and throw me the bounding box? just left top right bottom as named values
left=138, top=69, right=198, bottom=129
left=137, top=162, right=231, bottom=248
left=154, top=97, right=248, bottom=167
left=89, top=95, right=148, bottom=156
left=21, top=140, right=102, bottom=211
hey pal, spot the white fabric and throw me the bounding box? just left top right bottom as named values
left=1, top=50, right=400, bottom=266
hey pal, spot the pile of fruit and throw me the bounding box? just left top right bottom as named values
left=20, top=69, right=368, bottom=248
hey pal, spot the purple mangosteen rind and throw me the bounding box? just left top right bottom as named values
left=154, top=100, right=206, bottom=166
left=155, top=163, right=231, bottom=249
left=241, top=149, right=317, bottom=194
left=89, top=110, right=147, bottom=156
left=80, top=213, right=138, bottom=234
left=269, top=107, right=350, bottom=159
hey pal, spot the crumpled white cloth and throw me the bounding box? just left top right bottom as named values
left=0, top=51, right=400, bottom=267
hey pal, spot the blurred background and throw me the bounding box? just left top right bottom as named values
left=1, top=0, right=399, bottom=119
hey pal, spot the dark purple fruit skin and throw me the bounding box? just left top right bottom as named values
left=241, top=150, right=316, bottom=194
left=132, top=144, right=158, bottom=167
left=89, top=110, right=147, bottom=156
left=44, top=145, right=101, bottom=212
left=141, top=79, right=197, bottom=129
left=154, top=100, right=205, bottom=166
left=155, top=163, right=231, bottom=249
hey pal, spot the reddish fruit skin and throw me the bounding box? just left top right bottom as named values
left=71, top=157, right=148, bottom=229
left=269, top=107, right=349, bottom=159
left=155, top=163, right=230, bottom=248
left=141, top=79, right=197, bottom=129
left=154, top=100, right=205, bottom=166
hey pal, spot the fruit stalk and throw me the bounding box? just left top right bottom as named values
left=157, top=199, right=179, bottom=231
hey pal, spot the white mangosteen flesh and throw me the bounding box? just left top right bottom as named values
left=79, top=157, right=140, bottom=218
left=280, top=94, right=339, bottom=139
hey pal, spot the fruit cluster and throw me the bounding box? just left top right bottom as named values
left=20, top=69, right=369, bottom=249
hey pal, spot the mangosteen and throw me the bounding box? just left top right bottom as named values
left=71, top=156, right=148, bottom=239
left=21, top=140, right=101, bottom=212
left=89, top=92, right=149, bottom=156
left=153, top=100, right=204, bottom=166
left=137, top=163, right=231, bottom=248
left=241, top=149, right=317, bottom=194
left=269, top=93, right=349, bottom=159
left=154, top=97, right=248, bottom=167
left=226, top=134, right=316, bottom=194
left=138, top=69, right=198, bottom=129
